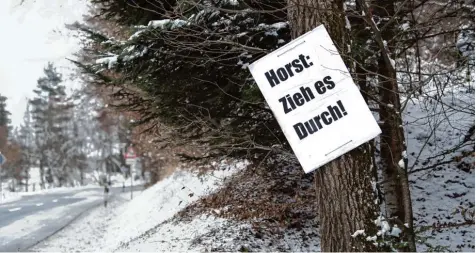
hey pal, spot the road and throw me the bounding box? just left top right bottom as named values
left=0, top=185, right=144, bottom=252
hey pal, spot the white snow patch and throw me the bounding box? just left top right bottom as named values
left=256, top=22, right=288, bottom=37
left=398, top=159, right=405, bottom=168
left=402, top=150, right=407, bottom=159
left=351, top=229, right=366, bottom=237
left=390, top=225, right=402, bottom=237
left=270, top=22, right=287, bottom=30
left=148, top=19, right=188, bottom=30
left=366, top=235, right=377, bottom=242
left=400, top=23, right=410, bottom=31
left=223, top=0, right=239, bottom=6
left=95, top=55, right=118, bottom=69
left=128, top=30, right=145, bottom=40
left=390, top=58, right=396, bottom=69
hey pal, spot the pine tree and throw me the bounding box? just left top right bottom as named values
left=0, top=94, right=11, bottom=151
left=30, top=62, right=74, bottom=187
left=16, top=103, right=35, bottom=191
left=71, top=0, right=290, bottom=164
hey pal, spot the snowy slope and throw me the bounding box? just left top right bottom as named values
left=31, top=159, right=250, bottom=252
left=404, top=90, right=475, bottom=251
left=102, top=160, right=249, bottom=251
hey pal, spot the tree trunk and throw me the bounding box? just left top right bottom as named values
left=80, top=166, right=84, bottom=186
left=288, top=0, right=380, bottom=251
left=370, top=0, right=416, bottom=250
left=25, top=168, right=29, bottom=192
left=40, top=156, right=45, bottom=190
left=315, top=146, right=380, bottom=251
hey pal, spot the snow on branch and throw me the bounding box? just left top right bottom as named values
left=95, top=55, right=118, bottom=70
left=147, top=19, right=190, bottom=30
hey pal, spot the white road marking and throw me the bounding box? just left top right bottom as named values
left=8, top=207, right=21, bottom=212
left=52, top=199, right=58, bottom=203
left=36, top=203, right=44, bottom=206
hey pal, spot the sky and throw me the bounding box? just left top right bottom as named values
left=0, top=0, right=89, bottom=127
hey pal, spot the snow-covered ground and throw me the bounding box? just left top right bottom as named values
left=31, top=160, right=252, bottom=252
left=30, top=192, right=131, bottom=252
left=30, top=89, right=474, bottom=252
left=404, top=89, right=475, bottom=251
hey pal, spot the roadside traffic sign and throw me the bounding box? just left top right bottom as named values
left=125, top=159, right=136, bottom=166
left=124, top=146, right=137, bottom=159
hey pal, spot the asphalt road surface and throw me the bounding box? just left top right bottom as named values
left=0, top=185, right=144, bottom=252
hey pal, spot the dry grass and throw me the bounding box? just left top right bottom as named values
left=179, top=163, right=318, bottom=231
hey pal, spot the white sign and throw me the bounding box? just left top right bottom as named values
left=126, top=159, right=136, bottom=166
left=248, top=25, right=381, bottom=173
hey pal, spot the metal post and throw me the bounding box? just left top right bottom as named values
left=130, top=163, right=133, bottom=200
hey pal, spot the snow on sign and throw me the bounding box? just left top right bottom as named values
left=248, top=25, right=381, bottom=173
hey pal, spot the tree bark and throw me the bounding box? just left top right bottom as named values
left=288, top=0, right=380, bottom=251
left=315, top=146, right=380, bottom=251
left=369, top=0, right=416, bottom=250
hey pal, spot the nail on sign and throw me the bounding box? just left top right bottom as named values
left=247, top=25, right=381, bottom=173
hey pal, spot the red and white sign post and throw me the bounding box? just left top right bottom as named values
left=125, top=146, right=137, bottom=164
left=124, top=146, right=137, bottom=199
